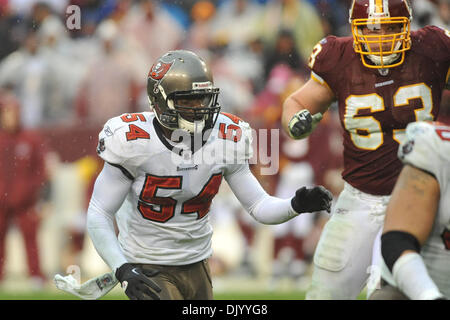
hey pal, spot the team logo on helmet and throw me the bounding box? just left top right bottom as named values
left=148, top=61, right=173, bottom=80
left=148, top=61, right=174, bottom=94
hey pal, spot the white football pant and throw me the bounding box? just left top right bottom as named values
left=306, top=182, right=390, bottom=300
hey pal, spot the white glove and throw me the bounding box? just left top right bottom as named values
left=288, top=110, right=323, bottom=139
left=54, top=272, right=119, bottom=300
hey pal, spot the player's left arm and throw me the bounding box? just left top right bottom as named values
left=225, top=164, right=332, bottom=224
left=381, top=164, right=444, bottom=299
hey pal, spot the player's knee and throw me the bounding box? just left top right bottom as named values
left=306, top=278, right=350, bottom=300
left=306, top=266, right=357, bottom=299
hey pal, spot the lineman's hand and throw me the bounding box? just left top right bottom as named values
left=288, top=109, right=323, bottom=139
left=291, top=186, right=333, bottom=214
left=115, top=263, right=161, bottom=300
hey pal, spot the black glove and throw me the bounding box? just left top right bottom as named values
left=115, top=263, right=161, bottom=300
left=291, top=186, right=333, bottom=214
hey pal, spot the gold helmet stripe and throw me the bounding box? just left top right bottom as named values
left=375, top=0, right=383, bottom=13
left=370, top=0, right=390, bottom=16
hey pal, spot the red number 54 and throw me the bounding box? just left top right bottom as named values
left=138, top=173, right=223, bottom=222
left=120, top=113, right=150, bottom=141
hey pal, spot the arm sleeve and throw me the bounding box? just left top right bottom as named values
left=225, top=164, right=299, bottom=224
left=86, top=162, right=131, bottom=272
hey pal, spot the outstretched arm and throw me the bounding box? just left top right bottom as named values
left=225, top=164, right=332, bottom=224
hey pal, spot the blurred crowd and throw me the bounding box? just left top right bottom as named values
left=0, top=0, right=448, bottom=291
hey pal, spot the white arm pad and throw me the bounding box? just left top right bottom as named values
left=226, top=165, right=298, bottom=224
left=86, top=162, right=131, bottom=272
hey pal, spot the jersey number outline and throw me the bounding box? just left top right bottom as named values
left=308, top=42, right=323, bottom=69
left=121, top=113, right=150, bottom=141
left=138, top=173, right=223, bottom=223
left=218, top=112, right=243, bottom=143
left=343, top=83, right=434, bottom=150
left=436, top=127, right=450, bottom=142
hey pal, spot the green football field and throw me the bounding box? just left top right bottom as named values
left=0, top=287, right=369, bottom=300
left=0, top=273, right=365, bottom=300
left=0, top=289, right=308, bottom=300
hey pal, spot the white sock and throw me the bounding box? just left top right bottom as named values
left=393, top=252, right=444, bottom=300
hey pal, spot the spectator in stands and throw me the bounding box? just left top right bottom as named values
left=183, top=0, right=217, bottom=61
left=209, top=0, right=266, bottom=94
left=0, top=0, right=28, bottom=61
left=263, top=28, right=308, bottom=81
left=37, top=16, right=86, bottom=127
left=210, top=0, right=262, bottom=51
left=68, top=0, right=117, bottom=37
left=0, top=89, right=47, bottom=286
left=307, top=0, right=351, bottom=36
left=0, top=30, right=49, bottom=129
left=120, top=0, right=184, bottom=66
left=255, top=0, right=325, bottom=63
left=75, top=19, right=140, bottom=128
left=412, top=0, right=449, bottom=30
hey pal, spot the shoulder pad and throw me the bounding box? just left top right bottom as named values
left=96, top=113, right=153, bottom=177
left=411, top=26, right=450, bottom=62
left=399, top=122, right=450, bottom=177
left=308, top=36, right=354, bottom=75
left=206, top=113, right=254, bottom=163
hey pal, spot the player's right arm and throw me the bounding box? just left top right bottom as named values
left=87, top=113, right=161, bottom=300
left=282, top=37, right=337, bottom=139
left=86, top=162, right=161, bottom=300
left=86, top=162, right=131, bottom=271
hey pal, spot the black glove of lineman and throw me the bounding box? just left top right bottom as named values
left=291, top=186, right=333, bottom=214
left=288, top=109, right=323, bottom=139
left=115, top=263, right=161, bottom=300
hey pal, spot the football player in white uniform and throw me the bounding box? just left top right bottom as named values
left=86, top=50, right=333, bottom=300
left=370, top=121, right=450, bottom=299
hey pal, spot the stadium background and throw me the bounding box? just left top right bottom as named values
left=0, top=0, right=448, bottom=300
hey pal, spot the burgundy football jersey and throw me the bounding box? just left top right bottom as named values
left=309, top=26, right=450, bottom=195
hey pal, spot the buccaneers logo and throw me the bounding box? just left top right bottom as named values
left=148, top=61, right=173, bottom=80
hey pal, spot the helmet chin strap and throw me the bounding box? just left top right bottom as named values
left=178, top=116, right=205, bottom=134
left=166, top=98, right=206, bottom=134
left=364, top=40, right=402, bottom=66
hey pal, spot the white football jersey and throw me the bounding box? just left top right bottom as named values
left=96, top=111, right=253, bottom=265
left=382, top=121, right=450, bottom=296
